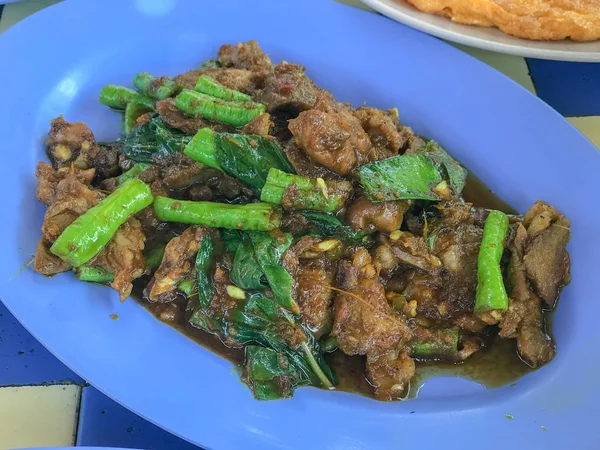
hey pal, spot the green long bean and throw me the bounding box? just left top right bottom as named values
left=260, top=168, right=352, bottom=212
left=99, top=84, right=154, bottom=110
left=133, top=72, right=179, bottom=100
left=116, top=163, right=150, bottom=185
left=183, top=128, right=220, bottom=169
left=194, top=75, right=252, bottom=102
left=175, top=89, right=265, bottom=126
left=75, top=266, right=114, bottom=284
left=50, top=179, right=154, bottom=267
left=475, top=210, right=510, bottom=319
left=124, top=102, right=153, bottom=134
left=411, top=328, right=460, bottom=359
left=177, top=279, right=195, bottom=296
left=153, top=197, right=281, bottom=231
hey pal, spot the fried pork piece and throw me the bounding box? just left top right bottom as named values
left=74, top=142, right=119, bottom=180
left=346, top=194, right=410, bottom=233
left=377, top=202, right=484, bottom=324
left=522, top=201, right=570, bottom=306
left=217, top=40, right=273, bottom=73
left=405, top=0, right=600, bottom=41
left=257, top=62, right=318, bottom=113
left=45, top=116, right=119, bottom=178
left=354, top=106, right=404, bottom=158
left=40, top=176, right=104, bottom=245
left=332, top=248, right=414, bottom=399
left=332, top=248, right=413, bottom=356
left=90, top=218, right=146, bottom=301
left=242, top=113, right=273, bottom=136
left=148, top=226, right=206, bottom=302
left=282, top=141, right=343, bottom=180
left=35, top=161, right=95, bottom=206
left=499, top=201, right=570, bottom=367
left=282, top=237, right=338, bottom=339
left=45, top=116, right=97, bottom=168
left=288, top=108, right=372, bottom=175
left=33, top=239, right=71, bottom=276
left=366, top=350, right=415, bottom=400
left=34, top=174, right=105, bottom=275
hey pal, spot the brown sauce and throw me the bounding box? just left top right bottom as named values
left=132, top=170, right=543, bottom=401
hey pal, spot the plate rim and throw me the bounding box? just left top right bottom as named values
left=361, top=0, right=600, bottom=62
left=1, top=0, right=599, bottom=449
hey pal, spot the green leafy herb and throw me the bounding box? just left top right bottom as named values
left=230, top=233, right=267, bottom=290
left=232, top=292, right=335, bottom=389
left=220, top=229, right=242, bottom=254
left=120, top=116, right=191, bottom=163
left=214, top=134, right=296, bottom=194
left=414, top=141, right=467, bottom=196
left=298, top=210, right=365, bottom=242
left=244, top=346, right=297, bottom=400
left=359, top=154, right=444, bottom=202
left=230, top=231, right=297, bottom=312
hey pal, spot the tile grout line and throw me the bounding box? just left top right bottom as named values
left=72, top=385, right=85, bottom=446
left=524, top=58, right=538, bottom=96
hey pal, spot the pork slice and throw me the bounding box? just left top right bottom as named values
left=148, top=226, right=206, bottom=302
left=90, top=218, right=146, bottom=301
left=257, top=62, right=318, bottom=113
left=217, top=40, right=273, bottom=73
left=288, top=108, right=372, bottom=176
left=366, top=350, right=415, bottom=400
left=35, top=161, right=95, bottom=206
left=522, top=201, right=570, bottom=306
left=499, top=223, right=556, bottom=367
left=45, top=116, right=97, bottom=168
left=332, top=248, right=413, bottom=356
left=346, top=194, right=409, bottom=233
left=296, top=256, right=336, bottom=339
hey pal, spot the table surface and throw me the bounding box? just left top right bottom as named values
left=1, top=1, right=599, bottom=449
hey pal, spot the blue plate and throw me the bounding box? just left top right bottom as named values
left=0, top=0, right=599, bottom=448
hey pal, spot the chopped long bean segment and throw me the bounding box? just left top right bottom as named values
left=411, top=328, right=460, bottom=359
left=175, top=89, right=265, bottom=127
left=321, top=335, right=338, bottom=353
left=177, top=279, right=195, bottom=296
left=359, top=154, right=444, bottom=202
left=261, top=168, right=352, bottom=212
left=124, top=102, right=153, bottom=134
left=99, top=84, right=154, bottom=110
left=76, top=267, right=114, bottom=284
left=475, top=210, right=510, bottom=319
left=183, top=128, right=220, bottom=169
left=116, top=163, right=150, bottom=185
left=133, top=72, right=179, bottom=100
left=194, top=75, right=252, bottom=102
left=154, top=197, right=282, bottom=231
left=50, top=179, right=154, bottom=267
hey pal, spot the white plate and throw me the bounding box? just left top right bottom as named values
left=361, top=0, right=600, bottom=62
